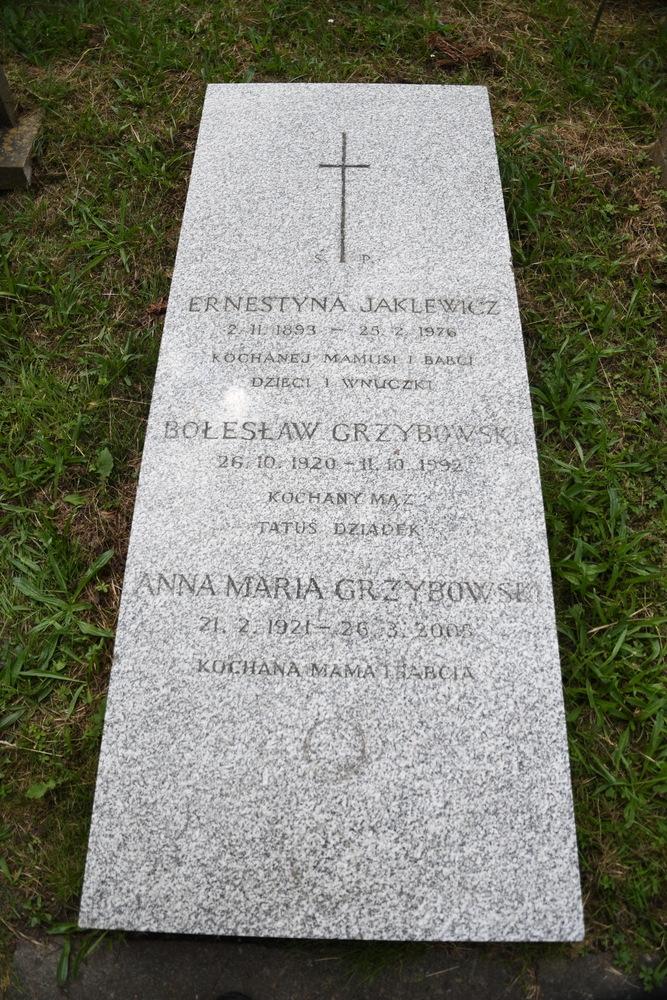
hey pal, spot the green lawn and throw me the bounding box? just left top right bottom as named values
left=1, top=0, right=666, bottom=991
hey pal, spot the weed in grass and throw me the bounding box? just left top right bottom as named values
left=0, top=0, right=666, bottom=990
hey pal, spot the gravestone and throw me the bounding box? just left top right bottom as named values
left=80, top=84, right=584, bottom=941
left=0, top=64, right=41, bottom=189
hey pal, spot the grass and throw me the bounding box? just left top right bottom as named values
left=0, top=0, right=666, bottom=991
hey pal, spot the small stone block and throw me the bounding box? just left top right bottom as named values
left=0, top=111, right=41, bottom=189
left=650, top=120, right=667, bottom=190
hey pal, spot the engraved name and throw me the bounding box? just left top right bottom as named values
left=189, top=295, right=501, bottom=315
left=163, top=420, right=519, bottom=445
left=135, top=573, right=541, bottom=603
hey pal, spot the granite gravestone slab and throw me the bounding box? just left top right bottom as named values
left=80, top=84, right=584, bottom=941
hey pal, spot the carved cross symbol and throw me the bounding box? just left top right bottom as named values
left=319, top=133, right=370, bottom=263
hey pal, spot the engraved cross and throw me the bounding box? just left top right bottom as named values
left=319, top=132, right=370, bottom=263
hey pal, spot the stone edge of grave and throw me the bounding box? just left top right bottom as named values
left=3, top=932, right=667, bottom=1000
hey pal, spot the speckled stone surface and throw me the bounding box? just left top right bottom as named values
left=79, top=84, right=584, bottom=941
